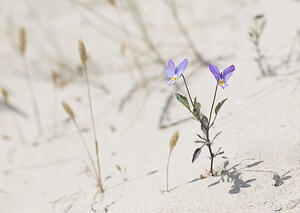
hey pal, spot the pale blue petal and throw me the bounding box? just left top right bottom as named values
left=167, top=79, right=176, bottom=86
left=176, top=68, right=184, bottom=78
left=168, top=60, right=175, bottom=72
left=176, top=59, right=188, bottom=75
left=220, top=81, right=229, bottom=89
left=164, top=68, right=174, bottom=78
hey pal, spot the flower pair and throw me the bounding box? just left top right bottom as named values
left=164, top=59, right=235, bottom=88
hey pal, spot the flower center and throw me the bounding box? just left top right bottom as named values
left=219, top=79, right=225, bottom=86
left=172, top=75, right=178, bottom=81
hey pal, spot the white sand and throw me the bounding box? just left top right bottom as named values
left=1, top=0, right=300, bottom=212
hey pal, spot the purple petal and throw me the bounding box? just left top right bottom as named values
left=168, top=60, right=175, bottom=72
left=164, top=68, right=174, bottom=78
left=222, top=65, right=235, bottom=81
left=176, top=59, right=188, bottom=75
left=223, top=72, right=233, bottom=82
left=209, top=64, right=221, bottom=81
left=167, top=79, right=176, bottom=86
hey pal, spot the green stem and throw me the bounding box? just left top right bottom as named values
left=208, top=144, right=214, bottom=175
left=182, top=74, right=194, bottom=108
left=207, top=85, right=219, bottom=176
left=208, top=85, right=218, bottom=126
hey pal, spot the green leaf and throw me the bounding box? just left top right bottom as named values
left=195, top=140, right=205, bottom=144
left=192, top=97, right=201, bottom=119
left=211, top=131, right=222, bottom=143
left=192, top=147, right=202, bottom=163
left=175, top=93, right=190, bottom=111
left=192, top=143, right=205, bottom=163
left=197, top=134, right=205, bottom=141
left=215, top=98, right=228, bottom=115
left=201, top=115, right=209, bottom=136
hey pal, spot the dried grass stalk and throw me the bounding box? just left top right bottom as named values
left=61, top=100, right=98, bottom=182
left=77, top=39, right=104, bottom=193
left=166, top=131, right=179, bottom=192
left=51, top=71, right=59, bottom=139
left=19, top=27, right=43, bottom=135
left=1, top=87, right=26, bottom=144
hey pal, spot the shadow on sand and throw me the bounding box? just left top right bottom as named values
left=168, top=178, right=201, bottom=192
left=165, top=158, right=292, bottom=194
left=208, top=159, right=263, bottom=194
left=208, top=159, right=293, bottom=193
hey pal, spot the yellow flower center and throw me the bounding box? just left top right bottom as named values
left=219, top=79, right=225, bottom=86
left=172, top=75, right=178, bottom=81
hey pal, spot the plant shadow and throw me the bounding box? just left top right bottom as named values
left=168, top=178, right=201, bottom=192
left=208, top=159, right=263, bottom=194
left=272, top=170, right=292, bottom=187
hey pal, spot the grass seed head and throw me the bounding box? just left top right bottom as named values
left=120, top=42, right=126, bottom=55
left=116, top=164, right=122, bottom=171
left=1, top=87, right=9, bottom=103
left=61, top=101, right=75, bottom=121
left=169, top=131, right=179, bottom=151
left=78, top=39, right=88, bottom=70
left=19, top=27, right=26, bottom=55
left=108, top=0, right=116, bottom=6
left=51, top=70, right=58, bottom=87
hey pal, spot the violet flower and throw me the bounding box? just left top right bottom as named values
left=209, top=64, right=235, bottom=89
left=165, top=59, right=188, bottom=86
